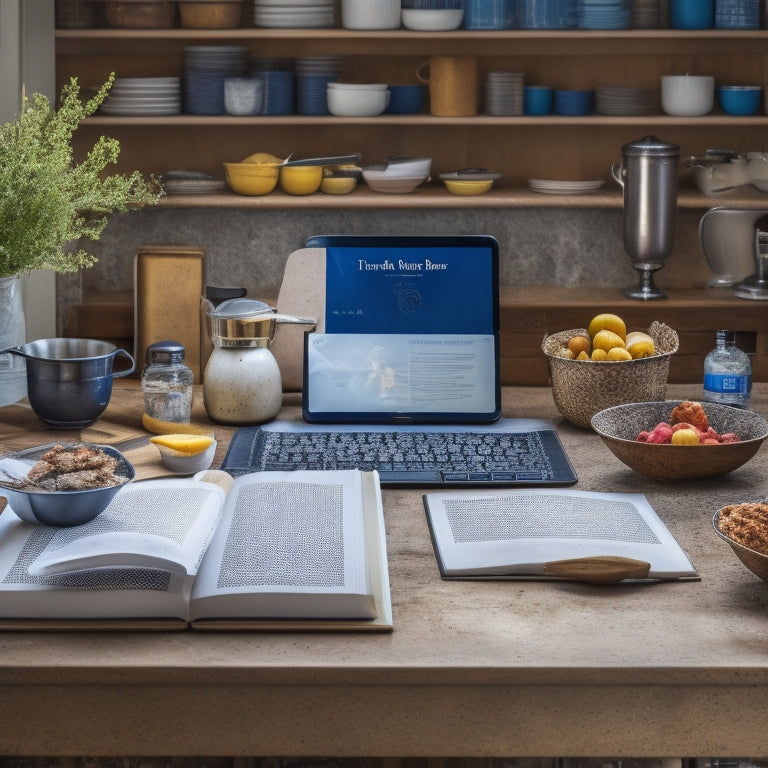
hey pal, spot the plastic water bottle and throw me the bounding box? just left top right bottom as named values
left=703, top=329, right=752, bottom=407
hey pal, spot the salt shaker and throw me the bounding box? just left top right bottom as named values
left=142, top=340, right=194, bottom=423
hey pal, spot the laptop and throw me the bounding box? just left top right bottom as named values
left=302, top=234, right=501, bottom=424
left=220, top=236, right=577, bottom=487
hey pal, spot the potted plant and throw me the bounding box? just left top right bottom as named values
left=0, top=73, right=161, bottom=405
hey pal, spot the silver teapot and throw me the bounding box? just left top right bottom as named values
left=202, top=298, right=315, bottom=424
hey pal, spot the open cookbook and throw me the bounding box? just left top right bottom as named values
left=423, top=488, right=699, bottom=582
left=0, top=469, right=392, bottom=631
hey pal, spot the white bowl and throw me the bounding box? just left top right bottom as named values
left=327, top=85, right=390, bottom=117
left=362, top=169, right=427, bottom=193
left=341, top=0, right=400, bottom=29
left=154, top=440, right=217, bottom=475
left=401, top=8, right=463, bottom=30
left=383, top=157, right=432, bottom=178
left=661, top=75, right=714, bottom=117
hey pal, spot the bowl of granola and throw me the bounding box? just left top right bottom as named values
left=713, top=501, right=768, bottom=582
left=0, top=443, right=134, bottom=526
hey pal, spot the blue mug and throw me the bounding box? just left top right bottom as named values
left=386, top=85, right=425, bottom=114
left=670, top=0, right=714, bottom=28
left=524, top=85, right=553, bottom=115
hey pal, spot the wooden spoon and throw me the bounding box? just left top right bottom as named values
left=543, top=556, right=651, bottom=584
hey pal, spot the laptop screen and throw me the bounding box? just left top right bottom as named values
left=302, top=235, right=501, bottom=424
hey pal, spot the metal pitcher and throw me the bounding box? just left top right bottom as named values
left=612, top=135, right=680, bottom=299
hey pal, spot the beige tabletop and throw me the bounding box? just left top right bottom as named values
left=0, top=381, right=767, bottom=759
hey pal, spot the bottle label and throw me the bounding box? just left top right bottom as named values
left=704, top=372, right=750, bottom=395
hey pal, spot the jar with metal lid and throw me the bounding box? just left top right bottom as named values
left=142, top=340, right=194, bottom=423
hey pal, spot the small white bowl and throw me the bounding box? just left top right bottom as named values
left=327, top=85, right=390, bottom=117
left=383, top=157, right=432, bottom=178
left=362, top=168, right=427, bottom=193
left=401, top=8, right=463, bottom=30
left=661, top=75, right=715, bottom=117
left=154, top=441, right=217, bottom=475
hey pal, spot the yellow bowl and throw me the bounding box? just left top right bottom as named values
left=280, top=165, right=323, bottom=195
left=224, top=162, right=279, bottom=196
left=320, top=176, right=358, bottom=195
left=444, top=178, right=494, bottom=195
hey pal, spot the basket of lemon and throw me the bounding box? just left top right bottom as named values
left=541, top=314, right=679, bottom=429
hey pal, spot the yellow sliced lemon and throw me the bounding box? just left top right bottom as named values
left=141, top=412, right=213, bottom=436
left=625, top=331, right=656, bottom=359
left=150, top=434, right=215, bottom=455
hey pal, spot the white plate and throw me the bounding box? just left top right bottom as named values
left=528, top=179, right=605, bottom=194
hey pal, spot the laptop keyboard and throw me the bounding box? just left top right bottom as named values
left=223, top=423, right=577, bottom=486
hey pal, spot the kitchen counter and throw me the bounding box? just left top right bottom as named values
left=0, top=381, right=767, bottom=758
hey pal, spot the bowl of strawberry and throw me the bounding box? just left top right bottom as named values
left=590, top=400, right=768, bottom=481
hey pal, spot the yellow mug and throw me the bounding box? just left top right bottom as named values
left=416, top=56, right=479, bottom=117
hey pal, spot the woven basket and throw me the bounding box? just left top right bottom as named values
left=101, top=0, right=177, bottom=28
left=541, top=320, right=679, bottom=429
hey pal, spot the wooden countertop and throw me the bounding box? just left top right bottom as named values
left=0, top=381, right=767, bottom=758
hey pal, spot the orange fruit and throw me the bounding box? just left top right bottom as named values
left=592, top=329, right=626, bottom=353
left=587, top=313, right=626, bottom=342
left=567, top=335, right=591, bottom=357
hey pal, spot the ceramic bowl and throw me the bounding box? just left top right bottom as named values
left=542, top=321, right=679, bottom=429
left=279, top=164, right=323, bottom=195
left=444, top=178, right=494, bottom=195
left=401, top=8, right=464, bottom=30
left=382, top=157, right=432, bottom=178
left=661, top=75, right=715, bottom=116
left=153, top=440, right=217, bottom=475
left=327, top=83, right=390, bottom=117
left=0, top=443, right=134, bottom=526
left=591, top=401, right=768, bottom=482
left=713, top=504, right=768, bottom=582
left=362, top=168, right=427, bottom=193
left=320, top=176, right=358, bottom=195
left=718, top=85, right=762, bottom=116
left=224, top=162, right=279, bottom=195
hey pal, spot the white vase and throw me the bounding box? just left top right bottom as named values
left=0, top=275, right=28, bottom=406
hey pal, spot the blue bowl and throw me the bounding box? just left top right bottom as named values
left=554, top=89, right=593, bottom=116
left=718, top=86, right=761, bottom=116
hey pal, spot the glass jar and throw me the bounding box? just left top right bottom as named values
left=142, top=340, right=194, bottom=423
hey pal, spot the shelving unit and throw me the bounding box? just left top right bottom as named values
left=55, top=26, right=768, bottom=207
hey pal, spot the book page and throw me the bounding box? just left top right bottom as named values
left=190, top=469, right=377, bottom=619
left=0, top=511, right=192, bottom=620
left=24, top=478, right=225, bottom=577
left=424, top=489, right=698, bottom=579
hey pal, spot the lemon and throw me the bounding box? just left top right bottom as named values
left=587, top=313, right=627, bottom=342
left=142, top=412, right=213, bottom=436
left=625, top=331, right=655, bottom=359
left=592, top=329, right=626, bottom=353
left=150, top=434, right=214, bottom=455
left=591, top=348, right=608, bottom=361
left=576, top=350, right=590, bottom=360
left=671, top=428, right=700, bottom=445
left=606, top=347, right=632, bottom=361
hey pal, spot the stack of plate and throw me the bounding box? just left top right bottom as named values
left=184, top=46, right=249, bottom=115
left=294, top=57, right=342, bottom=115
left=251, top=58, right=295, bottom=115
left=629, top=0, right=661, bottom=28
left=595, top=87, right=660, bottom=115
left=484, top=71, right=524, bottom=116
left=527, top=179, right=605, bottom=194
left=100, top=77, right=181, bottom=116
left=577, top=0, right=630, bottom=29
left=253, top=0, right=335, bottom=28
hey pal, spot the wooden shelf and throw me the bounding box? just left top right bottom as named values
left=154, top=186, right=768, bottom=210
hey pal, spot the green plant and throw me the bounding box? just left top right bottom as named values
left=0, top=74, right=162, bottom=279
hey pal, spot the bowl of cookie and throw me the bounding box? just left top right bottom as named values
left=713, top=501, right=768, bottom=582
left=0, top=443, right=134, bottom=526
